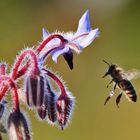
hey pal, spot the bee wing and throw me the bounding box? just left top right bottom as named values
left=124, top=69, right=140, bottom=80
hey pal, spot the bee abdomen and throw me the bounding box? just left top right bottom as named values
left=119, top=80, right=137, bottom=102
left=125, top=90, right=137, bottom=102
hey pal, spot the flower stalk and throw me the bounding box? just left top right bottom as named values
left=0, top=76, right=19, bottom=112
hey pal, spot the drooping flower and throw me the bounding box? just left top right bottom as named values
left=40, top=10, right=99, bottom=69
left=56, top=92, right=74, bottom=130
left=42, top=68, right=75, bottom=128
left=8, top=110, right=31, bottom=140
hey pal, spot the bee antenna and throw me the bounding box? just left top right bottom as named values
left=103, top=60, right=110, bottom=66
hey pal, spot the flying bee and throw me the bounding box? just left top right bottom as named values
left=102, top=60, right=137, bottom=107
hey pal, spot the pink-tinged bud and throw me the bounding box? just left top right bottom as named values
left=8, top=110, right=31, bottom=140
left=37, top=105, right=47, bottom=120
left=37, top=93, right=48, bottom=120
left=26, top=73, right=47, bottom=107
left=56, top=92, right=74, bottom=130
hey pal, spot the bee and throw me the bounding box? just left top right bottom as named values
left=102, top=60, right=137, bottom=107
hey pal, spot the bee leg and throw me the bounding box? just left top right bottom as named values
left=104, top=90, right=115, bottom=105
left=102, top=72, right=109, bottom=78
left=116, top=92, right=123, bottom=108
left=113, top=83, right=117, bottom=91
left=107, top=79, right=114, bottom=88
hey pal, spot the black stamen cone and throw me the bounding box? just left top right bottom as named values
left=63, top=51, right=73, bottom=70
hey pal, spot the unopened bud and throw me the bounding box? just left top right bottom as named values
left=8, top=110, right=31, bottom=140
left=26, top=73, right=47, bottom=107
left=37, top=93, right=48, bottom=120
left=56, top=92, right=74, bottom=130
left=47, top=91, right=57, bottom=124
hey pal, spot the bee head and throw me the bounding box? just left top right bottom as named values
left=102, top=60, right=117, bottom=78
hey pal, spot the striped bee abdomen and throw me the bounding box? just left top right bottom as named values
left=119, top=79, right=137, bottom=102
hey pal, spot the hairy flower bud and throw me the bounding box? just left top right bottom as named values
left=37, top=93, right=48, bottom=120
left=56, top=92, right=74, bottom=130
left=37, top=105, right=47, bottom=120
left=26, top=72, right=48, bottom=107
left=8, top=110, right=31, bottom=140
left=47, top=90, right=57, bottom=124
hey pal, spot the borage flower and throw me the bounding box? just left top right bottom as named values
left=40, top=10, right=99, bottom=69
left=43, top=69, right=75, bottom=129
left=0, top=10, right=99, bottom=139
left=56, top=92, right=74, bottom=130
left=12, top=47, right=74, bottom=128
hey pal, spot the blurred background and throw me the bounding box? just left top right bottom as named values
left=0, top=0, right=140, bottom=140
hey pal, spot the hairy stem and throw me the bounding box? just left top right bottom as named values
left=16, top=34, right=67, bottom=79
left=43, top=68, right=66, bottom=96
left=36, top=34, right=67, bottom=54
left=0, top=76, right=19, bottom=112
left=11, top=49, right=39, bottom=79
